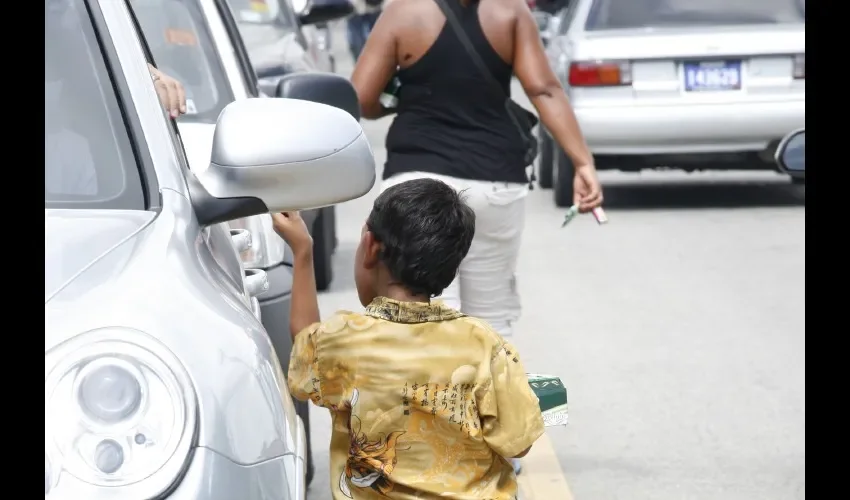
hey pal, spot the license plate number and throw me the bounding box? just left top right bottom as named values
left=683, top=61, right=742, bottom=92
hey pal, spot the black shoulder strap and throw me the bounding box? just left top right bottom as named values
left=433, top=0, right=508, bottom=100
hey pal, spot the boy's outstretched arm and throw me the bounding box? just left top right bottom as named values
left=290, top=250, right=320, bottom=338
left=271, top=212, right=320, bottom=337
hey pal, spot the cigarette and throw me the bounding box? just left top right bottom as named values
left=592, top=207, right=608, bottom=225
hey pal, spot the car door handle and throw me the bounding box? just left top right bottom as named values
left=244, top=268, right=270, bottom=297
left=230, top=228, right=253, bottom=253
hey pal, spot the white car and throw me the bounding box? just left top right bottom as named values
left=537, top=0, right=805, bottom=206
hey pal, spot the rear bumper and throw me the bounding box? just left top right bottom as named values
left=576, top=98, right=805, bottom=155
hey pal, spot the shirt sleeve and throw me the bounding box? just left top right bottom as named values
left=478, top=341, right=546, bottom=459
left=287, top=322, right=325, bottom=406
left=287, top=313, right=356, bottom=410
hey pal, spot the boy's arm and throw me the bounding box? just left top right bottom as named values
left=290, top=249, right=321, bottom=339
left=478, top=341, right=546, bottom=460
left=270, top=211, right=320, bottom=338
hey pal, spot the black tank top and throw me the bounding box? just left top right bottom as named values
left=383, top=0, right=528, bottom=184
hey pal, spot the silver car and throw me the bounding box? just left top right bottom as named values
left=537, top=0, right=806, bottom=206
left=44, top=0, right=375, bottom=498
left=130, top=0, right=362, bottom=485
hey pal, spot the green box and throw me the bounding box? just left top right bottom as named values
left=527, top=374, right=568, bottom=427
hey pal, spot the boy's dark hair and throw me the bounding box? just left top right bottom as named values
left=366, top=178, right=475, bottom=298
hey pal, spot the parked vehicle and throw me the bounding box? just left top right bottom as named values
left=228, top=0, right=354, bottom=290
left=229, top=0, right=350, bottom=80
left=130, top=0, right=358, bottom=485
left=44, top=1, right=375, bottom=499
left=775, top=129, right=805, bottom=182
left=536, top=0, right=805, bottom=206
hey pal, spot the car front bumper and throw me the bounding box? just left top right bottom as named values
left=575, top=97, right=805, bottom=155
left=168, top=447, right=304, bottom=500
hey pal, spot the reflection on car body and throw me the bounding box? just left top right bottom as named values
left=537, top=0, right=805, bottom=206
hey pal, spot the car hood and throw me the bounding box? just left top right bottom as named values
left=45, top=192, right=302, bottom=467
left=45, top=209, right=156, bottom=303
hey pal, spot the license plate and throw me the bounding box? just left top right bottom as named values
left=683, top=61, right=742, bottom=92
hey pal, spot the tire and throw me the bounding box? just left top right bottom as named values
left=537, top=128, right=554, bottom=189
left=294, top=399, right=315, bottom=486
left=791, top=177, right=805, bottom=185
left=312, top=207, right=335, bottom=291
left=553, top=147, right=575, bottom=207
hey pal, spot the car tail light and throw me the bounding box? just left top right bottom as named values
left=568, top=61, right=632, bottom=87
left=793, top=54, right=805, bottom=79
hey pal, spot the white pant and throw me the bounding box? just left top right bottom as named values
left=381, top=172, right=528, bottom=337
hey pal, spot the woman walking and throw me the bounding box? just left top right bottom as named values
left=351, top=0, right=601, bottom=473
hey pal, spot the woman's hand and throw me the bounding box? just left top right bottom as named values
left=573, top=165, right=603, bottom=212
left=271, top=212, right=313, bottom=257
left=149, top=64, right=187, bottom=118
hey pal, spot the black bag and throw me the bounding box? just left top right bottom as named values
left=434, top=0, right=540, bottom=174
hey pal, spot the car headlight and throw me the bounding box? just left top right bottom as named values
left=45, top=328, right=197, bottom=497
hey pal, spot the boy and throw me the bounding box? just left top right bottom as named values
left=272, top=178, right=544, bottom=499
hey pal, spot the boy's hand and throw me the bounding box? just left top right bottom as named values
left=271, top=212, right=313, bottom=256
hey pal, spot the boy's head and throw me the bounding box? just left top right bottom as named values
left=355, top=178, right=475, bottom=306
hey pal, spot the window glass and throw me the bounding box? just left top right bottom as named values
left=130, top=0, right=233, bottom=123
left=586, top=0, right=805, bottom=31
left=45, top=0, right=144, bottom=209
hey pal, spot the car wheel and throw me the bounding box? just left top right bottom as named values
left=313, top=207, right=335, bottom=291
left=553, top=147, right=575, bottom=207
left=293, top=399, right=315, bottom=486
left=537, top=127, right=554, bottom=189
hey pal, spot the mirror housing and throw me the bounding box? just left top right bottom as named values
left=774, top=129, right=805, bottom=179
left=298, top=0, right=354, bottom=26
left=192, top=98, right=376, bottom=226
left=276, top=72, right=361, bottom=121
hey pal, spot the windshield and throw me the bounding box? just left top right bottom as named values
left=45, top=0, right=144, bottom=210
left=586, top=0, right=805, bottom=31
left=228, top=0, right=296, bottom=31
left=130, top=0, right=233, bottom=123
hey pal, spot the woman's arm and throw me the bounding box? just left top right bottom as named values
left=512, top=6, right=593, bottom=170
left=351, top=5, right=400, bottom=119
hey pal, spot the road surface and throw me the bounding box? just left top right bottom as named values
left=307, top=28, right=805, bottom=500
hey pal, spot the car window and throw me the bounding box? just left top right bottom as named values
left=130, top=0, right=233, bottom=123
left=228, top=0, right=296, bottom=30
left=45, top=0, right=145, bottom=210
left=586, top=0, right=805, bottom=31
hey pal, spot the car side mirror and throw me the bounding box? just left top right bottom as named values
left=275, top=72, right=361, bottom=121
left=191, top=98, right=376, bottom=226
left=775, top=129, right=805, bottom=177
left=297, top=0, right=354, bottom=26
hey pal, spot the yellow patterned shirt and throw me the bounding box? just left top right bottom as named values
left=288, top=297, right=545, bottom=499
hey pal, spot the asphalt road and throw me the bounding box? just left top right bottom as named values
left=308, top=28, right=805, bottom=500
